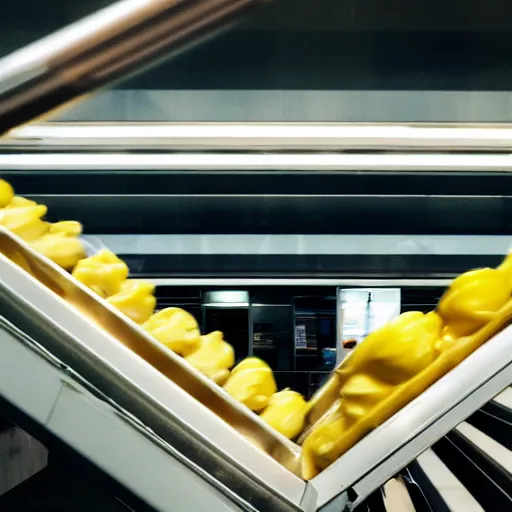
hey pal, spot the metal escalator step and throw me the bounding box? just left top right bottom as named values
left=494, top=388, right=512, bottom=409
left=432, top=431, right=512, bottom=510
left=456, top=422, right=512, bottom=473
left=482, top=400, right=512, bottom=423
left=417, top=449, right=483, bottom=512
left=356, top=478, right=417, bottom=512
left=357, top=488, right=387, bottom=512
left=466, top=406, right=512, bottom=451
left=382, top=478, right=416, bottom=512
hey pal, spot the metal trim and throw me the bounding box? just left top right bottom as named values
left=148, top=278, right=452, bottom=287
left=3, top=152, right=512, bottom=171
left=8, top=123, right=512, bottom=151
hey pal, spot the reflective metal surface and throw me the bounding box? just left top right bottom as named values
left=0, top=319, right=255, bottom=511
left=2, top=225, right=512, bottom=510
left=3, top=152, right=512, bottom=171
left=7, top=123, right=512, bottom=151
left=0, top=0, right=267, bottom=134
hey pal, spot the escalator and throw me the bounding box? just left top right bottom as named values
left=1, top=1, right=512, bottom=509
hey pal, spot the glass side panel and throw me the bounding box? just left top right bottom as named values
left=3, top=0, right=512, bottom=122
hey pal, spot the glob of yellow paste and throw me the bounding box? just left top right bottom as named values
left=300, top=255, right=512, bottom=478
left=0, top=180, right=86, bottom=270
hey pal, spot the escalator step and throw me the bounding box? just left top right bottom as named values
left=432, top=432, right=512, bottom=510
left=456, top=423, right=512, bottom=473
left=417, top=449, right=483, bottom=512
left=494, top=388, right=512, bottom=410
left=482, top=400, right=512, bottom=424
left=382, top=478, right=416, bottom=512
left=467, top=405, right=512, bottom=451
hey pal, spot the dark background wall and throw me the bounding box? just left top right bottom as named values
left=4, top=0, right=512, bottom=121
left=4, top=0, right=512, bottom=90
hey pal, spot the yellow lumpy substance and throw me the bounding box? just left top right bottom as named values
left=223, top=357, right=277, bottom=412
left=437, top=255, right=512, bottom=344
left=31, top=233, right=86, bottom=270
left=185, top=331, right=235, bottom=384
left=260, top=389, right=308, bottom=439
left=143, top=307, right=201, bottom=356
left=301, top=310, right=442, bottom=478
left=300, top=254, right=512, bottom=479
left=0, top=204, right=49, bottom=242
left=72, top=249, right=129, bottom=298
left=107, top=280, right=156, bottom=324
left=0, top=179, right=14, bottom=208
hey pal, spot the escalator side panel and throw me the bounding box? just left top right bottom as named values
left=0, top=322, right=243, bottom=512
left=0, top=237, right=306, bottom=506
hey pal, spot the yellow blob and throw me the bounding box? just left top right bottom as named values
left=143, top=307, right=201, bottom=356
left=72, top=249, right=129, bottom=297
left=5, top=196, right=36, bottom=208
left=49, top=220, right=83, bottom=237
left=223, top=357, right=277, bottom=411
left=260, top=389, right=308, bottom=439
left=438, top=261, right=512, bottom=341
left=0, top=179, right=15, bottom=207
left=0, top=205, right=49, bottom=241
left=185, top=331, right=234, bottom=384
left=31, top=234, right=86, bottom=270
left=107, top=280, right=156, bottom=324
left=337, top=311, right=441, bottom=386
left=301, top=310, right=443, bottom=479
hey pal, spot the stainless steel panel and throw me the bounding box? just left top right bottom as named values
left=0, top=321, right=63, bottom=425
left=0, top=320, right=245, bottom=511
left=3, top=152, right=512, bottom=171
left=8, top=123, right=512, bottom=151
